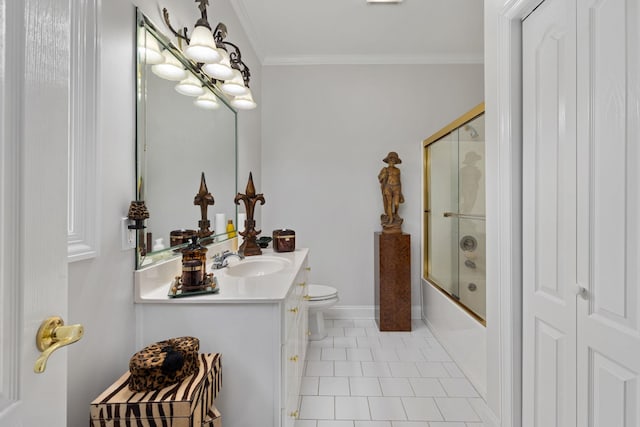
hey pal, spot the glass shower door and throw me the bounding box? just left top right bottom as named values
left=426, top=130, right=460, bottom=297
left=424, top=109, right=485, bottom=322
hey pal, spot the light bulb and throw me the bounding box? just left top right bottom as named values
left=194, top=90, right=220, bottom=109
left=202, top=49, right=234, bottom=80
left=151, top=50, right=187, bottom=81
left=230, top=90, right=257, bottom=110
left=185, top=25, right=221, bottom=63
left=137, top=29, right=163, bottom=64
left=175, top=73, right=205, bottom=97
left=220, top=69, right=249, bottom=96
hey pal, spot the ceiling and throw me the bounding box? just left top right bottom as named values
left=229, top=0, right=484, bottom=65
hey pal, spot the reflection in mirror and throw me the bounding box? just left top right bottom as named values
left=136, top=11, right=237, bottom=269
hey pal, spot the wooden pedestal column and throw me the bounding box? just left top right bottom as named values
left=374, top=232, right=411, bottom=331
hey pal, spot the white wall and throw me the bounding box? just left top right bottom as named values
left=261, top=64, right=483, bottom=315
left=66, top=1, right=261, bottom=426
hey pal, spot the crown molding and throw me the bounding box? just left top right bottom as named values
left=263, top=53, right=484, bottom=66
left=229, top=0, right=265, bottom=64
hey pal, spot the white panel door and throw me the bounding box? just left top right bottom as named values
left=0, top=0, right=71, bottom=425
left=576, top=0, right=640, bottom=425
left=522, top=0, right=577, bottom=426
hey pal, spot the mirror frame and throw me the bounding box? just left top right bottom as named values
left=135, top=9, right=238, bottom=269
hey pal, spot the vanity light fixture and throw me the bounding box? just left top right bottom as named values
left=175, top=72, right=205, bottom=97
left=194, top=90, right=220, bottom=110
left=162, top=0, right=256, bottom=110
left=151, top=50, right=188, bottom=81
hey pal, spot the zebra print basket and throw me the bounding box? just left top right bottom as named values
left=90, top=353, right=222, bottom=427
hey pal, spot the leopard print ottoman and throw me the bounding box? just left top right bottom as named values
left=128, top=336, right=200, bottom=392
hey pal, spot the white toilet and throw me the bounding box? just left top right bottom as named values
left=307, top=284, right=339, bottom=341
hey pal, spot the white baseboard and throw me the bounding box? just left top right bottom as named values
left=325, top=305, right=422, bottom=320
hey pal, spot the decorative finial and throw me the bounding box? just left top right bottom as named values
left=245, top=172, right=256, bottom=197
left=234, top=172, right=265, bottom=256
left=193, top=172, right=215, bottom=237
left=195, top=0, right=210, bottom=29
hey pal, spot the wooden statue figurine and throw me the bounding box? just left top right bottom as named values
left=378, top=151, right=404, bottom=234
left=234, top=172, right=265, bottom=256
left=193, top=172, right=215, bottom=238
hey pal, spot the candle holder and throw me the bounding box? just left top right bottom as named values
left=127, top=200, right=150, bottom=256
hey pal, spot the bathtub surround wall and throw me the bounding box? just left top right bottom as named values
left=66, top=1, right=261, bottom=426
left=261, top=64, right=483, bottom=319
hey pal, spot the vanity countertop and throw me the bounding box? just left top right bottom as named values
left=134, top=247, right=309, bottom=304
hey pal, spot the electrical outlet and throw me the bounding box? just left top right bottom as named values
left=121, top=217, right=136, bottom=250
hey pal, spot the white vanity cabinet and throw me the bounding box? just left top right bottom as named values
left=282, top=260, right=309, bottom=425
left=134, top=247, right=309, bottom=427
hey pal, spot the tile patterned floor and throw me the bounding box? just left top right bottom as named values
left=295, top=319, right=493, bottom=427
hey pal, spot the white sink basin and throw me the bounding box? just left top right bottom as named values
left=224, top=256, right=291, bottom=278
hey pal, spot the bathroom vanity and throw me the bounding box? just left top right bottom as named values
left=135, top=244, right=309, bottom=427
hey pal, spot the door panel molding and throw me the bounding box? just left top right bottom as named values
left=534, top=319, right=566, bottom=427
left=577, top=0, right=640, bottom=425
left=67, top=0, right=100, bottom=262
left=522, top=1, right=577, bottom=426
left=0, top=0, right=23, bottom=408
left=591, top=350, right=638, bottom=427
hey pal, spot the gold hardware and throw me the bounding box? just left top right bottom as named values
left=289, top=355, right=299, bottom=362
left=298, top=281, right=306, bottom=287
left=304, top=295, right=311, bottom=300
left=443, top=211, right=486, bottom=221
left=423, top=102, right=484, bottom=147
left=289, top=411, right=299, bottom=418
left=289, top=307, right=299, bottom=314
left=307, top=330, right=311, bottom=336
left=34, top=316, right=84, bottom=373
left=304, top=267, right=311, bottom=271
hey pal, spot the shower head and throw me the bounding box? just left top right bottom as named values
left=463, top=124, right=479, bottom=139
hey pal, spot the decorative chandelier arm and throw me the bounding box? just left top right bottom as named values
left=223, top=41, right=242, bottom=60
left=213, top=22, right=228, bottom=45
left=238, top=63, right=251, bottom=87
left=162, top=8, right=190, bottom=43
left=222, top=41, right=251, bottom=87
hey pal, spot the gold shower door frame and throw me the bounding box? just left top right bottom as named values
left=423, top=103, right=486, bottom=325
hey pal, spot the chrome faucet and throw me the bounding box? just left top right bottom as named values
left=212, top=250, right=244, bottom=269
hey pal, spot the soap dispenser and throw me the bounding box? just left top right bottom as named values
left=226, top=219, right=236, bottom=238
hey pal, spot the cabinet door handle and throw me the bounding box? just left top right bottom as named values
left=304, top=295, right=311, bottom=300
left=298, top=281, right=306, bottom=287
left=305, top=267, right=311, bottom=271
left=289, top=411, right=299, bottom=418
left=289, top=307, right=299, bottom=314
left=289, top=355, right=299, bottom=362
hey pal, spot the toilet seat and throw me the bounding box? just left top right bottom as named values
left=306, top=284, right=339, bottom=341
left=307, top=284, right=338, bottom=301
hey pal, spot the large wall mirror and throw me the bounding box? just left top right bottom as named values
left=136, top=10, right=237, bottom=269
